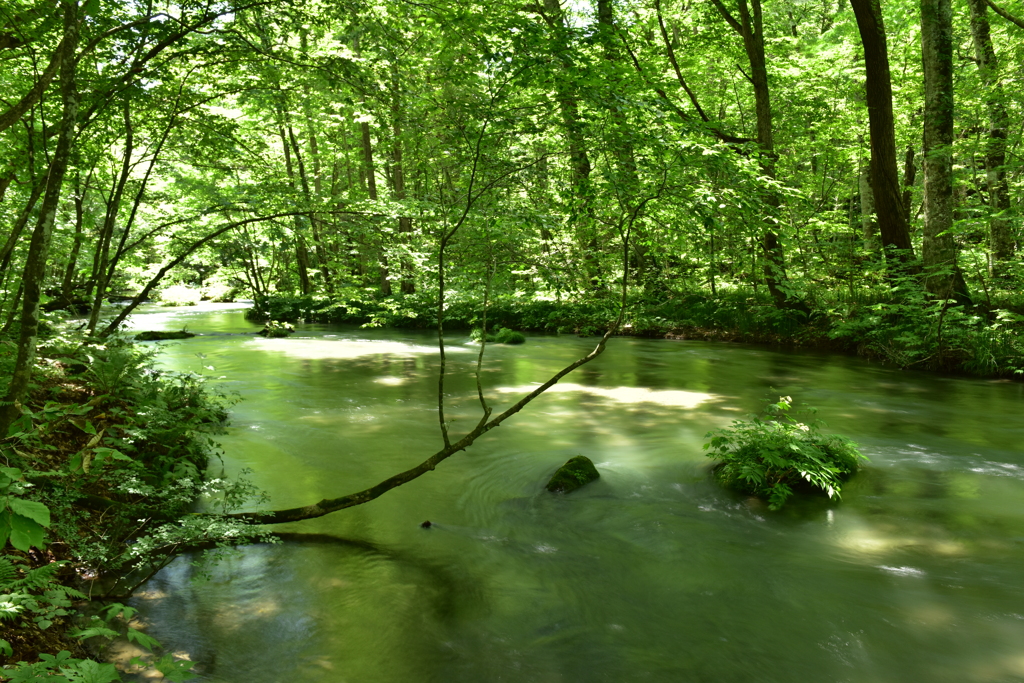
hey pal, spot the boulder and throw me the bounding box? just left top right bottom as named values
left=259, top=321, right=295, bottom=338
left=135, top=330, right=195, bottom=341
left=545, top=455, right=600, bottom=493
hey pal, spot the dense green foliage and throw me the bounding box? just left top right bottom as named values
left=2, top=0, right=1024, bottom=672
left=704, top=397, right=866, bottom=509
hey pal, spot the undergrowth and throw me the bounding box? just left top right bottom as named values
left=1, top=324, right=271, bottom=678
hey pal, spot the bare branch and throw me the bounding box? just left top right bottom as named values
left=709, top=0, right=744, bottom=34
left=986, top=0, right=1024, bottom=28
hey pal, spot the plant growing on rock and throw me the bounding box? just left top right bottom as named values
left=703, top=397, right=866, bottom=510
left=259, top=320, right=295, bottom=338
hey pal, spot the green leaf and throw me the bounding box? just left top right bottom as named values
left=64, top=657, right=122, bottom=683
left=0, top=467, right=22, bottom=482
left=8, top=498, right=50, bottom=527
left=126, top=627, right=161, bottom=651
left=9, top=513, right=45, bottom=551
left=153, top=654, right=199, bottom=682
left=68, top=626, right=121, bottom=640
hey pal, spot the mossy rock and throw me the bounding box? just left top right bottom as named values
left=135, top=330, right=195, bottom=341
left=495, top=328, right=526, bottom=345
left=545, top=455, right=600, bottom=493
left=259, top=321, right=295, bottom=338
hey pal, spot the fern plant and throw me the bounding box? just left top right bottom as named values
left=704, top=397, right=866, bottom=510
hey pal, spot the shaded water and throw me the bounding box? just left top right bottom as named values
left=124, top=303, right=1024, bottom=682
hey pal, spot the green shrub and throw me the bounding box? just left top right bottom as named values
left=495, top=328, right=526, bottom=344
left=703, top=397, right=866, bottom=510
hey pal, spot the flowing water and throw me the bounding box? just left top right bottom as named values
left=120, top=303, right=1024, bottom=682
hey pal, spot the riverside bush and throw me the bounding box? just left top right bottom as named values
left=704, top=397, right=865, bottom=510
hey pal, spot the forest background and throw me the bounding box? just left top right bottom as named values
left=1, top=0, right=1024, bottom=676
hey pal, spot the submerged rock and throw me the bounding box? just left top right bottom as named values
left=135, top=330, right=195, bottom=341
left=545, top=456, right=600, bottom=493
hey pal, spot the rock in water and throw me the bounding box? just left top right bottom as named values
left=545, top=456, right=600, bottom=493
left=135, top=330, right=195, bottom=341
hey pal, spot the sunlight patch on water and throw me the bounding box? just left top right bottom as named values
left=834, top=521, right=968, bottom=557
left=374, top=376, right=406, bottom=386
left=247, top=338, right=471, bottom=359
left=493, top=382, right=715, bottom=408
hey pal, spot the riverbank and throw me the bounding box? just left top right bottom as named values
left=0, top=328, right=257, bottom=678
left=245, top=289, right=1024, bottom=379
left=94, top=302, right=1024, bottom=682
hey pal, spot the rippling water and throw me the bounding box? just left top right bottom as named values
left=121, top=303, right=1024, bottom=682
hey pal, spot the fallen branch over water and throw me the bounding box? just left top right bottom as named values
left=225, top=326, right=617, bottom=524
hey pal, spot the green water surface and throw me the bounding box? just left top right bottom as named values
left=124, top=303, right=1024, bottom=682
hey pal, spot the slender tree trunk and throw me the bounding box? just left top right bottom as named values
left=850, top=0, right=916, bottom=273
left=87, top=101, right=134, bottom=333
left=540, top=0, right=600, bottom=291
left=60, top=173, right=87, bottom=306
left=901, top=144, right=916, bottom=225
left=391, top=63, right=415, bottom=295
left=967, top=0, right=1013, bottom=279
left=596, top=0, right=653, bottom=288
left=360, top=117, right=389, bottom=295
left=1, top=0, right=79, bottom=434
left=0, top=174, right=47, bottom=282
left=920, top=0, right=969, bottom=302
left=278, top=122, right=312, bottom=295
left=711, top=0, right=803, bottom=311
left=858, top=136, right=877, bottom=249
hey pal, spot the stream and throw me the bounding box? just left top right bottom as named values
left=120, top=302, right=1024, bottom=682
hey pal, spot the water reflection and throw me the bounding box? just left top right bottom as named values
left=124, top=305, right=1024, bottom=683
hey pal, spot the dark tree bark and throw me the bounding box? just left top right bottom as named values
left=60, top=173, right=88, bottom=305
left=849, top=0, right=916, bottom=272
left=86, top=100, right=134, bottom=334
left=0, top=35, right=64, bottom=134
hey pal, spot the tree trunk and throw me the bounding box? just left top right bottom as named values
left=1, top=0, right=79, bottom=434
left=391, top=64, right=415, bottom=295
left=901, top=144, right=916, bottom=226
left=858, top=136, right=877, bottom=249
left=920, top=0, right=969, bottom=302
left=711, top=0, right=803, bottom=311
left=849, top=0, right=916, bottom=272
left=540, top=0, right=600, bottom=291
left=60, top=173, right=87, bottom=306
left=0, top=174, right=46, bottom=283
left=967, top=0, right=1013, bottom=279
left=87, top=101, right=134, bottom=334
left=596, top=0, right=653, bottom=288
left=278, top=121, right=312, bottom=295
